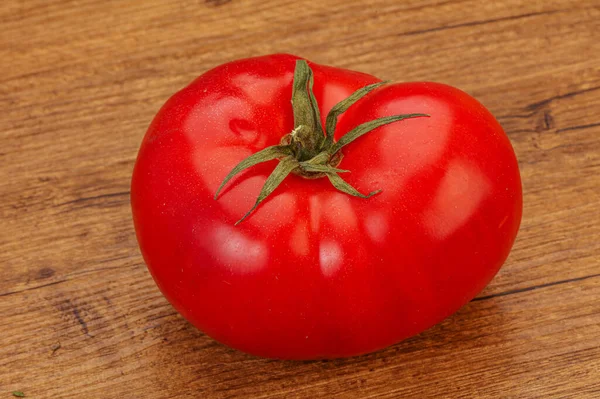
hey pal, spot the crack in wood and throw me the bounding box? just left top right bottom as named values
left=526, top=85, right=600, bottom=112
left=399, top=9, right=562, bottom=37
left=0, top=279, right=67, bottom=297
left=473, top=273, right=600, bottom=301
left=56, top=191, right=131, bottom=207
left=556, top=122, right=600, bottom=134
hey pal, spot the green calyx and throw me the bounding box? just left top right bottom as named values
left=214, top=60, right=429, bottom=224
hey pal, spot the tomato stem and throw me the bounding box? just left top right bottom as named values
left=215, top=60, right=429, bottom=224
left=290, top=61, right=324, bottom=160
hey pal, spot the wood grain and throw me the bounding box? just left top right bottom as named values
left=1, top=0, right=599, bottom=397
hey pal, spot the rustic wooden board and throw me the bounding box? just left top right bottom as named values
left=1, top=0, right=599, bottom=397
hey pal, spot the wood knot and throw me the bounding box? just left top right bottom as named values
left=37, top=267, right=55, bottom=279
left=535, top=109, right=555, bottom=133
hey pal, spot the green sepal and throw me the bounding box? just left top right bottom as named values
left=326, top=173, right=381, bottom=198
left=330, top=113, right=429, bottom=155
left=299, top=163, right=349, bottom=174
left=235, top=156, right=300, bottom=225
left=323, top=81, right=388, bottom=148
left=214, top=145, right=292, bottom=200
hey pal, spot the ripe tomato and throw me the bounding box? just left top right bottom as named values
left=131, top=54, right=522, bottom=359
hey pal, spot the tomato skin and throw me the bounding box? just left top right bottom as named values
left=131, top=54, right=522, bottom=359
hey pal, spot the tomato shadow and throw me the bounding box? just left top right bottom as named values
left=144, top=295, right=516, bottom=397
left=314, top=294, right=511, bottom=366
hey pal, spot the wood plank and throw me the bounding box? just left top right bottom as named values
left=1, top=0, right=599, bottom=397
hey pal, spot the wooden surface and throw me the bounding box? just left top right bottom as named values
left=2, top=0, right=600, bottom=397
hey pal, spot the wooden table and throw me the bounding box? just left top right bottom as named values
left=2, top=0, right=599, bottom=397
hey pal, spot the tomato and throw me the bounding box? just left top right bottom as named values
left=131, top=54, right=522, bottom=360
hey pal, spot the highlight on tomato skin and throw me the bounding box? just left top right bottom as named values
left=130, top=53, right=522, bottom=360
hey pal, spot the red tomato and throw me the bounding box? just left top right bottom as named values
left=131, top=54, right=522, bottom=359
